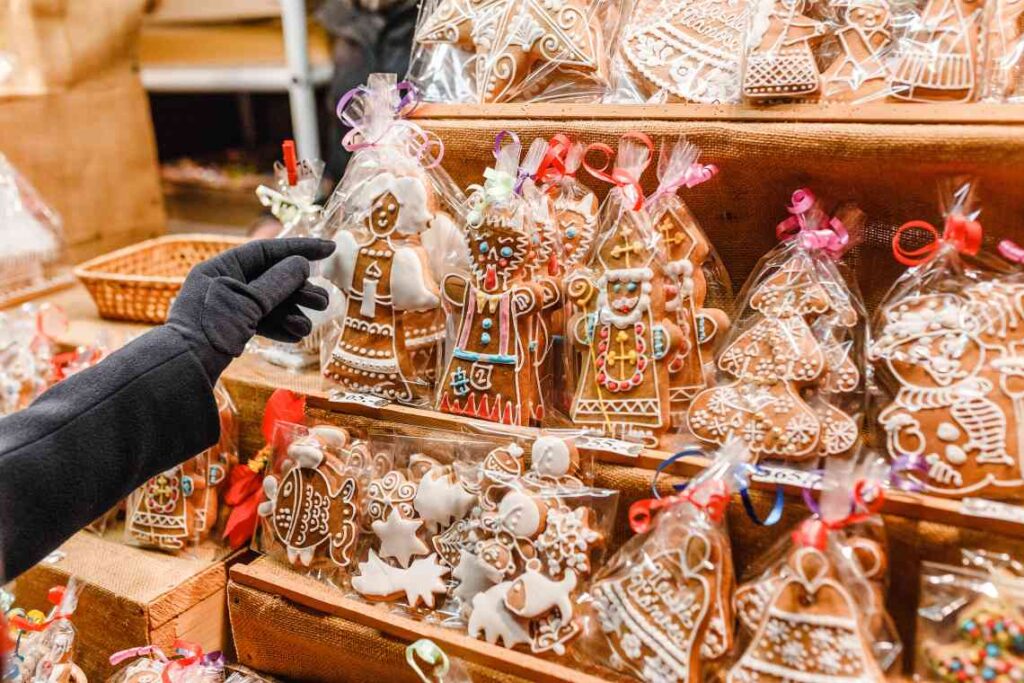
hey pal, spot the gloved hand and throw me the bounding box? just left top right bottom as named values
left=167, top=238, right=337, bottom=383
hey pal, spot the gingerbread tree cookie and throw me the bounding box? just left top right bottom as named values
left=743, top=0, right=828, bottom=100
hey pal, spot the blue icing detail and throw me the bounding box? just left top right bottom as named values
left=182, top=476, right=194, bottom=496
left=500, top=246, right=513, bottom=257
left=479, top=242, right=489, bottom=253
left=653, top=328, right=668, bottom=359
left=480, top=332, right=491, bottom=345
left=482, top=318, right=493, bottom=330
left=566, top=228, right=577, bottom=238
left=453, top=348, right=515, bottom=365
left=627, top=282, right=637, bottom=292
left=983, top=667, right=995, bottom=680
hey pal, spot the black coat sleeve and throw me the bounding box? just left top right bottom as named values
left=0, top=325, right=222, bottom=580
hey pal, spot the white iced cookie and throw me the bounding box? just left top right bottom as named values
left=497, top=490, right=547, bottom=538
left=413, top=467, right=477, bottom=532
left=503, top=568, right=577, bottom=620
left=452, top=549, right=503, bottom=603
left=372, top=508, right=429, bottom=568
left=468, top=582, right=531, bottom=648
left=352, top=549, right=450, bottom=608
left=531, top=436, right=575, bottom=478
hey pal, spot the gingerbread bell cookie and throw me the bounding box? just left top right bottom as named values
left=567, top=133, right=684, bottom=445
left=688, top=189, right=863, bottom=464
left=437, top=133, right=560, bottom=426
left=871, top=199, right=1024, bottom=499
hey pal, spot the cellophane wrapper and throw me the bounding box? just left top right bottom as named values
left=571, top=440, right=749, bottom=681
left=319, top=73, right=470, bottom=407
left=348, top=429, right=523, bottom=618
left=252, top=151, right=344, bottom=371
left=540, top=141, right=601, bottom=417
left=687, top=190, right=867, bottom=470
left=436, top=133, right=563, bottom=428
left=0, top=153, right=66, bottom=307
left=727, top=498, right=901, bottom=678
left=7, top=581, right=84, bottom=683
left=869, top=182, right=1024, bottom=501
left=409, top=0, right=629, bottom=103
left=124, top=383, right=239, bottom=557
left=438, top=437, right=618, bottom=659
left=254, top=421, right=379, bottom=588
left=565, top=135, right=682, bottom=446
left=646, top=138, right=733, bottom=435
left=0, top=304, right=55, bottom=417
left=916, top=550, right=1024, bottom=682
left=108, top=657, right=223, bottom=683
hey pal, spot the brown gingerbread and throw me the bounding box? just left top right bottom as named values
left=322, top=171, right=441, bottom=404
left=743, top=0, right=828, bottom=100
left=821, top=0, right=893, bottom=101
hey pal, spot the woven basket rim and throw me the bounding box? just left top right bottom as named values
left=73, top=234, right=247, bottom=285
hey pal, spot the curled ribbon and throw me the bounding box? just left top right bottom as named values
left=999, top=239, right=1024, bottom=264
left=406, top=639, right=450, bottom=683
left=798, top=478, right=886, bottom=549
left=775, top=188, right=850, bottom=258
left=630, top=479, right=729, bottom=534
left=535, top=133, right=573, bottom=184
left=161, top=640, right=204, bottom=683
left=888, top=453, right=928, bottom=492
left=892, top=214, right=982, bottom=267
left=335, top=81, right=443, bottom=168
left=109, top=646, right=167, bottom=667
left=583, top=132, right=654, bottom=211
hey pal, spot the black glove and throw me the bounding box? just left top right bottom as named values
left=167, top=238, right=337, bottom=383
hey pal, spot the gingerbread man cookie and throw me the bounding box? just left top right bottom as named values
left=568, top=208, right=684, bottom=445
left=322, top=171, right=441, bottom=404
left=821, top=0, right=893, bottom=101
left=871, top=285, right=1024, bottom=498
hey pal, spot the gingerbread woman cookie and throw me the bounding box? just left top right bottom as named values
left=322, top=171, right=441, bottom=404
left=743, top=0, right=828, bottom=100
left=889, top=0, right=984, bottom=101
left=821, top=0, right=893, bottom=101
left=871, top=285, right=1024, bottom=498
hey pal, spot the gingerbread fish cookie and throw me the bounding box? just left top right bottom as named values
left=871, top=284, right=1024, bottom=499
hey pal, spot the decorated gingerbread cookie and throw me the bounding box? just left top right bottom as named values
left=257, top=430, right=361, bottom=570
left=871, top=285, right=1024, bottom=498
left=726, top=546, right=886, bottom=683
left=322, top=171, right=441, bottom=404
left=821, top=0, right=893, bottom=101
left=126, top=454, right=209, bottom=551
left=889, top=0, right=984, bottom=101
left=743, top=0, right=828, bottom=100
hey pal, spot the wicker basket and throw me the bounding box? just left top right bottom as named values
left=74, top=234, right=246, bottom=323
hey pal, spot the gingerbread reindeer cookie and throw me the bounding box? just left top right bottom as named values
left=727, top=546, right=886, bottom=683
left=568, top=136, right=683, bottom=445
left=322, top=171, right=441, bottom=404
left=743, top=0, right=828, bottom=100
left=437, top=135, right=559, bottom=426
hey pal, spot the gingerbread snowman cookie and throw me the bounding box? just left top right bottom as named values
left=322, top=171, right=441, bottom=404
left=871, top=284, right=1024, bottom=498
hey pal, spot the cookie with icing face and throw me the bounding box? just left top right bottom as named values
left=871, top=287, right=1024, bottom=498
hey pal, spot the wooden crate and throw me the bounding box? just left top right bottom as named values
left=9, top=529, right=235, bottom=681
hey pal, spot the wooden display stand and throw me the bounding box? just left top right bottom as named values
left=9, top=528, right=236, bottom=681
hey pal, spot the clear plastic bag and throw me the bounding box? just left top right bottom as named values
left=727, top=461, right=900, bottom=681
left=6, top=581, right=85, bottom=683
left=869, top=181, right=1024, bottom=500
left=252, top=140, right=343, bottom=370
left=409, top=0, right=627, bottom=103
left=349, top=429, right=513, bottom=615
left=917, top=550, right=1024, bottom=682
left=0, top=153, right=66, bottom=306
left=320, top=74, right=469, bottom=406
left=980, top=0, right=1024, bottom=102
left=687, top=188, right=867, bottom=469
left=255, top=422, right=374, bottom=587
left=125, top=383, right=239, bottom=555
left=647, top=138, right=731, bottom=430
left=436, top=132, right=560, bottom=427
left=0, top=304, right=60, bottom=417
left=107, top=643, right=224, bottom=683
left=573, top=440, right=749, bottom=682
left=565, top=133, right=684, bottom=446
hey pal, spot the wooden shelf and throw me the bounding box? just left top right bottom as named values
left=222, top=352, right=1024, bottom=541
left=412, top=102, right=1024, bottom=124
left=229, top=558, right=608, bottom=683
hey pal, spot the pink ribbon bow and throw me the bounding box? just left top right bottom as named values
left=775, top=188, right=849, bottom=258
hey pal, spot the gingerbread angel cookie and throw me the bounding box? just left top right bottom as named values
left=889, top=0, right=984, bottom=101
left=257, top=428, right=363, bottom=571
left=623, top=0, right=753, bottom=103
left=743, top=0, right=828, bottom=100
left=821, top=0, right=893, bottom=101
left=727, top=546, right=886, bottom=683
left=871, top=285, right=1024, bottom=498
left=322, top=171, right=441, bottom=404
left=437, top=137, right=559, bottom=426
left=688, top=191, right=862, bottom=463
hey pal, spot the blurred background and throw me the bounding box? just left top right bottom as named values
left=0, top=0, right=414, bottom=262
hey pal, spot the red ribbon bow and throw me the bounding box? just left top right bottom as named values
left=628, top=480, right=729, bottom=534
left=535, top=133, right=573, bottom=185
left=794, top=479, right=885, bottom=550
left=892, top=214, right=982, bottom=267
left=583, top=132, right=654, bottom=211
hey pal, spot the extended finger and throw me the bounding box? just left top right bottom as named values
left=285, top=282, right=330, bottom=311
left=246, top=255, right=311, bottom=314
left=216, top=238, right=336, bottom=281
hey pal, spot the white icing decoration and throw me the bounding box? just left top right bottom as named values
left=497, top=490, right=544, bottom=537
left=468, top=582, right=532, bottom=648
left=452, top=549, right=503, bottom=604
left=351, top=173, right=432, bottom=236
left=352, top=549, right=450, bottom=608
left=372, top=508, right=429, bottom=568
left=391, top=246, right=441, bottom=311
left=530, top=436, right=572, bottom=477
left=413, top=468, right=477, bottom=532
